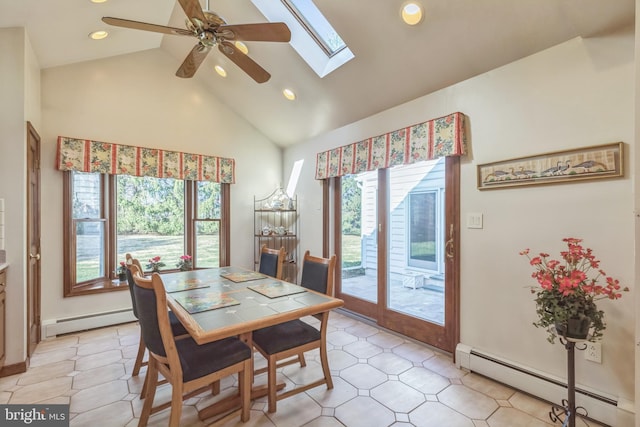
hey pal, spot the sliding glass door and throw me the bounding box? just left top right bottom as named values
left=335, top=157, right=459, bottom=352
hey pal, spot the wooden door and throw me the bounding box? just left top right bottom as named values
left=334, top=157, right=460, bottom=353
left=26, top=122, right=41, bottom=357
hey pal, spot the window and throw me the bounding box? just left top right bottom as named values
left=408, top=191, right=440, bottom=270
left=282, top=0, right=346, bottom=56
left=64, top=171, right=229, bottom=296
left=252, top=0, right=354, bottom=77
left=193, top=181, right=222, bottom=268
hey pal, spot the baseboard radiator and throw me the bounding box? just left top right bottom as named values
left=42, top=309, right=136, bottom=338
left=455, top=344, right=631, bottom=426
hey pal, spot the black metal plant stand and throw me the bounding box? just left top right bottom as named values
left=549, top=337, right=588, bottom=427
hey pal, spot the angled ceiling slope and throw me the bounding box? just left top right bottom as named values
left=0, top=0, right=634, bottom=147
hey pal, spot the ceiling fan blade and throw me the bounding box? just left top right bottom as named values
left=176, top=44, right=211, bottom=78
left=218, top=41, right=270, bottom=83
left=178, top=0, right=207, bottom=27
left=217, top=23, right=291, bottom=42
left=102, top=17, right=194, bottom=36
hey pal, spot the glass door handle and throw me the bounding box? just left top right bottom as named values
left=445, top=224, right=454, bottom=259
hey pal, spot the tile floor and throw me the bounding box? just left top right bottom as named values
left=0, top=310, right=606, bottom=427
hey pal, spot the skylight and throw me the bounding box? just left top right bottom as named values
left=252, top=0, right=354, bottom=78
left=281, top=0, right=346, bottom=56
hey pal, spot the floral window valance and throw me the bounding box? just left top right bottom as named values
left=315, top=112, right=467, bottom=179
left=56, top=136, right=235, bottom=184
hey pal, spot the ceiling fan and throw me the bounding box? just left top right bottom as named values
left=102, top=0, right=291, bottom=83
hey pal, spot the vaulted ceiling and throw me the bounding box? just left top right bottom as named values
left=0, top=0, right=634, bottom=146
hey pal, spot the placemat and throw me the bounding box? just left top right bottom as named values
left=221, top=271, right=268, bottom=283
left=248, top=281, right=307, bottom=298
left=172, top=291, right=240, bottom=314
left=164, top=278, right=210, bottom=293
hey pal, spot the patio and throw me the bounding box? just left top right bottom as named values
left=341, top=272, right=445, bottom=325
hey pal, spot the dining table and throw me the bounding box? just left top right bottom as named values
left=160, top=265, right=344, bottom=421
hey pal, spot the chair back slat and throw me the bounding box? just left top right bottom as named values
left=259, top=252, right=279, bottom=278
left=258, top=245, right=285, bottom=280
left=300, top=261, right=329, bottom=294
left=130, top=265, right=167, bottom=358
left=125, top=253, right=145, bottom=319
left=299, top=251, right=336, bottom=296
left=125, top=268, right=139, bottom=319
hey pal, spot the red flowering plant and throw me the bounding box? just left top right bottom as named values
left=176, top=255, right=193, bottom=271
left=146, top=256, right=166, bottom=273
left=520, top=238, right=628, bottom=343
left=116, top=261, right=127, bottom=275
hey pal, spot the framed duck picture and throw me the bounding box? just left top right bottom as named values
left=477, top=142, right=623, bottom=190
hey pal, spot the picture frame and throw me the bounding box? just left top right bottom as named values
left=477, top=142, right=623, bottom=190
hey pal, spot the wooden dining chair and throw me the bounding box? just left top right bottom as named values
left=125, top=253, right=188, bottom=398
left=131, top=266, right=252, bottom=427
left=252, top=250, right=337, bottom=413
left=258, top=244, right=285, bottom=280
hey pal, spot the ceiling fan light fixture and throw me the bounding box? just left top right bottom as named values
left=89, top=30, right=109, bottom=40
left=214, top=65, right=227, bottom=77
left=235, top=41, right=249, bottom=55
left=283, top=88, right=296, bottom=101
left=401, top=2, right=423, bottom=25
left=101, top=0, right=291, bottom=82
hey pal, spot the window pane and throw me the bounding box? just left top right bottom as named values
left=195, top=220, right=220, bottom=268
left=197, top=181, right=221, bottom=219
left=116, top=175, right=185, bottom=270
left=409, top=192, right=437, bottom=264
left=75, top=220, right=105, bottom=282
left=72, top=172, right=101, bottom=219
left=341, top=172, right=378, bottom=303
left=388, top=160, right=445, bottom=325
left=283, top=0, right=346, bottom=55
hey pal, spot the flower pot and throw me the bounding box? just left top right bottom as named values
left=118, top=272, right=127, bottom=282
left=555, top=318, right=591, bottom=340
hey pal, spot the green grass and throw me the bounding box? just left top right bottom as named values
left=78, top=233, right=366, bottom=282
left=76, top=234, right=219, bottom=282
left=410, top=241, right=436, bottom=261
left=342, top=234, right=362, bottom=268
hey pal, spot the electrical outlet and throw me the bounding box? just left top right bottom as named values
left=585, top=342, right=602, bottom=363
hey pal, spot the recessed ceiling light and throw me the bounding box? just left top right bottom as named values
left=89, top=30, right=109, bottom=40
left=283, top=89, right=296, bottom=101
left=235, top=41, right=248, bottom=55
left=214, top=65, right=227, bottom=77
left=401, top=2, right=423, bottom=25
left=90, top=0, right=108, bottom=3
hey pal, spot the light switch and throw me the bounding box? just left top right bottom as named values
left=467, top=213, right=483, bottom=229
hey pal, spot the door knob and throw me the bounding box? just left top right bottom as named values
left=29, top=253, right=40, bottom=260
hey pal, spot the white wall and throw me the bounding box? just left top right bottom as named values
left=286, top=28, right=635, bottom=407
left=0, top=28, right=40, bottom=366
left=39, top=48, right=283, bottom=325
